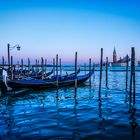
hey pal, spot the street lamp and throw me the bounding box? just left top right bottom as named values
left=7, top=43, right=21, bottom=69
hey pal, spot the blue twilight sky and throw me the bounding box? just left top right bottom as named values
left=0, top=0, right=140, bottom=64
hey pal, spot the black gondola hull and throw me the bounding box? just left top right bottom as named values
left=7, top=72, right=93, bottom=89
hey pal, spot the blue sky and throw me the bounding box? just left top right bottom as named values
left=0, top=0, right=140, bottom=64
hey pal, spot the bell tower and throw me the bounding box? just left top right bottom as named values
left=113, top=47, right=117, bottom=63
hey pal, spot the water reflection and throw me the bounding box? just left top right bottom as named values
left=74, top=88, right=78, bottom=115
left=125, top=90, right=129, bottom=104
left=98, top=92, right=106, bottom=136
left=0, top=87, right=7, bottom=97
left=73, top=87, right=81, bottom=140
left=129, top=97, right=138, bottom=137
left=4, top=96, right=15, bottom=136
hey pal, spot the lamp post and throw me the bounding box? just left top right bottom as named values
left=7, top=43, right=21, bottom=69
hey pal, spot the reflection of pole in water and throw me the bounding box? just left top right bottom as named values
left=98, top=96, right=105, bottom=134
left=5, top=96, right=15, bottom=136
left=98, top=97, right=103, bottom=119
left=125, top=91, right=129, bottom=104
left=39, top=93, right=46, bottom=108
left=1, top=86, right=8, bottom=96
left=73, top=87, right=81, bottom=139
left=56, top=88, right=59, bottom=108
left=55, top=88, right=61, bottom=128
left=128, top=103, right=138, bottom=137
left=74, top=87, right=78, bottom=115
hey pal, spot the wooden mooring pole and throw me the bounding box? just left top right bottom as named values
left=92, top=62, right=95, bottom=80
left=106, top=57, right=108, bottom=89
left=56, top=54, right=58, bottom=87
left=53, top=58, right=55, bottom=76
left=17, top=60, right=20, bottom=79
left=89, top=58, right=91, bottom=86
left=75, top=52, right=78, bottom=89
left=11, top=56, right=13, bottom=80
left=45, top=59, right=47, bottom=76
left=37, top=60, right=39, bottom=67
left=130, top=47, right=136, bottom=104
left=59, top=58, right=62, bottom=77
left=99, top=48, right=103, bottom=96
left=132, top=48, right=136, bottom=103
left=41, top=57, right=44, bottom=79
left=21, top=59, right=24, bottom=71
left=84, top=63, right=86, bottom=74
left=7, top=43, right=10, bottom=70
left=2, top=56, right=4, bottom=68
left=126, top=54, right=129, bottom=90
left=28, top=58, right=30, bottom=77
left=35, top=59, right=38, bottom=77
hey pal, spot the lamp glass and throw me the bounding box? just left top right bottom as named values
left=17, top=46, right=20, bottom=51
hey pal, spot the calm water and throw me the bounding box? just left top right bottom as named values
left=0, top=67, right=140, bottom=140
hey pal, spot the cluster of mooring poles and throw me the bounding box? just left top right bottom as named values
left=98, top=47, right=136, bottom=104
left=0, top=44, right=94, bottom=90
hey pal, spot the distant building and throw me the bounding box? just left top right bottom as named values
left=112, top=48, right=130, bottom=66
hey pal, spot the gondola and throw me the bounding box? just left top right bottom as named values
left=0, top=67, right=80, bottom=87
left=5, top=70, right=93, bottom=89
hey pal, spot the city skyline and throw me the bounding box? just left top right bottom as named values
left=0, top=0, right=140, bottom=64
